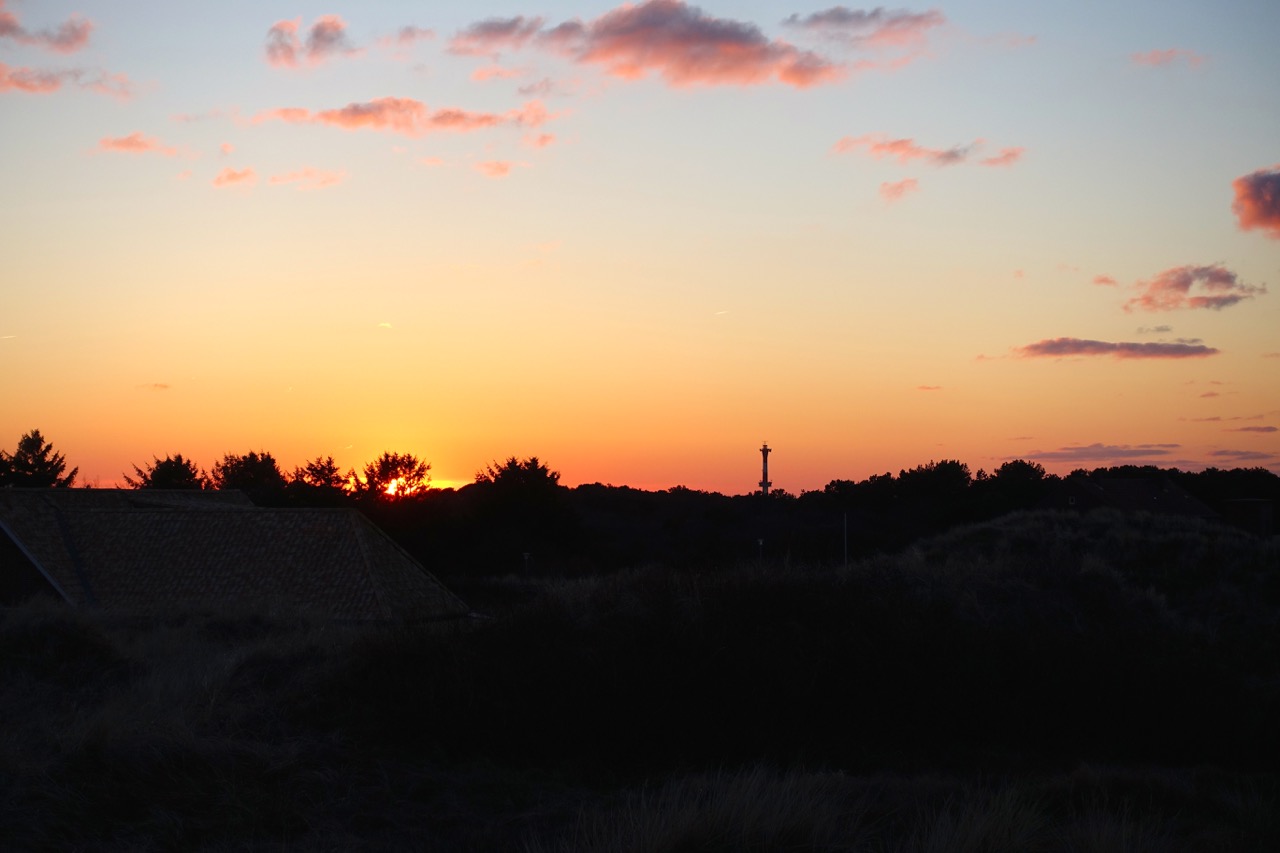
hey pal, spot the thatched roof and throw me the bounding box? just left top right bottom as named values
left=0, top=489, right=468, bottom=621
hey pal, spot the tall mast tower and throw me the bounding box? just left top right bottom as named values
left=759, top=443, right=772, bottom=495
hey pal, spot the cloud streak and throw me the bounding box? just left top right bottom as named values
left=269, top=167, right=346, bottom=189
left=980, top=147, right=1024, bottom=167
left=833, top=133, right=974, bottom=165
left=1232, top=165, right=1280, bottom=239
left=781, top=7, right=946, bottom=49
left=212, top=167, right=256, bottom=188
left=880, top=177, right=918, bottom=202
left=1029, top=443, right=1179, bottom=462
left=255, top=97, right=550, bottom=137
left=1125, top=264, right=1265, bottom=312
left=0, top=62, right=131, bottom=98
left=450, top=2, right=844, bottom=88
left=98, top=132, right=177, bottom=157
left=1131, top=48, right=1205, bottom=68
left=1016, top=337, right=1220, bottom=359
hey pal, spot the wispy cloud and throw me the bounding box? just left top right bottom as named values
left=1136, top=325, right=1172, bottom=334
left=266, top=16, right=357, bottom=68
left=1227, top=426, right=1277, bottom=433
left=0, top=62, right=132, bottom=98
left=379, top=26, right=435, bottom=51
left=916, top=385, right=942, bottom=391
left=212, top=167, right=256, bottom=188
left=269, top=167, right=346, bottom=190
left=450, top=2, right=844, bottom=88
left=1093, top=274, right=1118, bottom=287
left=980, top=147, right=1024, bottom=167
left=1209, top=449, right=1276, bottom=461
left=833, top=133, right=975, bottom=165
left=880, top=177, right=918, bottom=202
left=255, top=97, right=550, bottom=137
left=472, top=64, right=529, bottom=81
left=1125, top=264, right=1265, bottom=312
left=475, top=160, right=521, bottom=178
left=781, top=7, right=945, bottom=49
left=0, top=2, right=92, bottom=54
left=1016, top=337, right=1219, bottom=359
left=524, top=132, right=556, bottom=148
left=137, top=383, right=170, bottom=391
left=98, top=132, right=177, bottom=157
left=1029, top=442, right=1179, bottom=462
left=1232, top=165, right=1280, bottom=239
left=1131, top=48, right=1205, bottom=68
left=450, top=16, right=545, bottom=56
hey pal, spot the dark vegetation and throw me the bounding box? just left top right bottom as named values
left=3, top=429, right=1280, bottom=848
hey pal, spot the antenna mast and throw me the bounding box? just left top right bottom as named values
left=759, top=443, right=772, bottom=495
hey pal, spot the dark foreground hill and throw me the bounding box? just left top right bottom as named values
left=2, top=509, right=1278, bottom=850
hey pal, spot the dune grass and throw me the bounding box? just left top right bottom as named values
left=2, top=509, right=1277, bottom=849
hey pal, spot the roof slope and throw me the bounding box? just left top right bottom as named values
left=0, top=490, right=467, bottom=621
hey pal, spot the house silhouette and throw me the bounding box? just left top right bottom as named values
left=0, top=489, right=468, bottom=622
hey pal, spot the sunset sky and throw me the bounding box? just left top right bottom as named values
left=3, top=1, right=1278, bottom=493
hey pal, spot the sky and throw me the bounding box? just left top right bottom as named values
left=2, top=0, right=1278, bottom=493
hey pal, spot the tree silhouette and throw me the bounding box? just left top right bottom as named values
left=291, top=456, right=349, bottom=491
left=0, top=429, right=78, bottom=487
left=358, top=452, right=430, bottom=498
left=476, top=455, right=561, bottom=491
left=210, top=450, right=287, bottom=504
left=288, top=455, right=352, bottom=506
left=123, top=454, right=207, bottom=489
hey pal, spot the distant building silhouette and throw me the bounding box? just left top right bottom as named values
left=0, top=489, right=468, bottom=621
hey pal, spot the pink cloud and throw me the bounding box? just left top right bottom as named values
left=1016, top=337, right=1219, bottom=359
left=1232, top=165, right=1280, bottom=239
left=269, top=167, right=346, bottom=189
left=419, top=156, right=444, bottom=167
left=981, top=146, right=1024, bottom=167
left=475, top=160, right=518, bottom=178
left=781, top=7, right=946, bottom=49
left=451, top=2, right=844, bottom=88
left=220, top=142, right=234, bottom=155
left=0, top=62, right=63, bottom=93
left=472, top=65, right=528, bottom=81
left=880, top=177, right=918, bottom=202
left=450, top=16, right=545, bottom=56
left=255, top=97, right=551, bottom=137
left=0, top=2, right=92, bottom=54
left=382, top=25, right=434, bottom=48
left=0, top=62, right=131, bottom=98
left=1131, top=48, right=1205, bottom=68
left=212, top=167, right=257, bottom=188
left=1092, top=274, right=1117, bottom=287
left=266, top=16, right=356, bottom=68
left=524, top=132, right=556, bottom=148
left=1125, top=264, right=1265, bottom=312
left=916, top=385, right=942, bottom=391
left=833, top=134, right=975, bottom=165
left=98, top=132, right=177, bottom=157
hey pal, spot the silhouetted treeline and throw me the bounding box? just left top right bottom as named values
left=5, top=429, right=1276, bottom=576
left=293, top=458, right=1280, bottom=576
